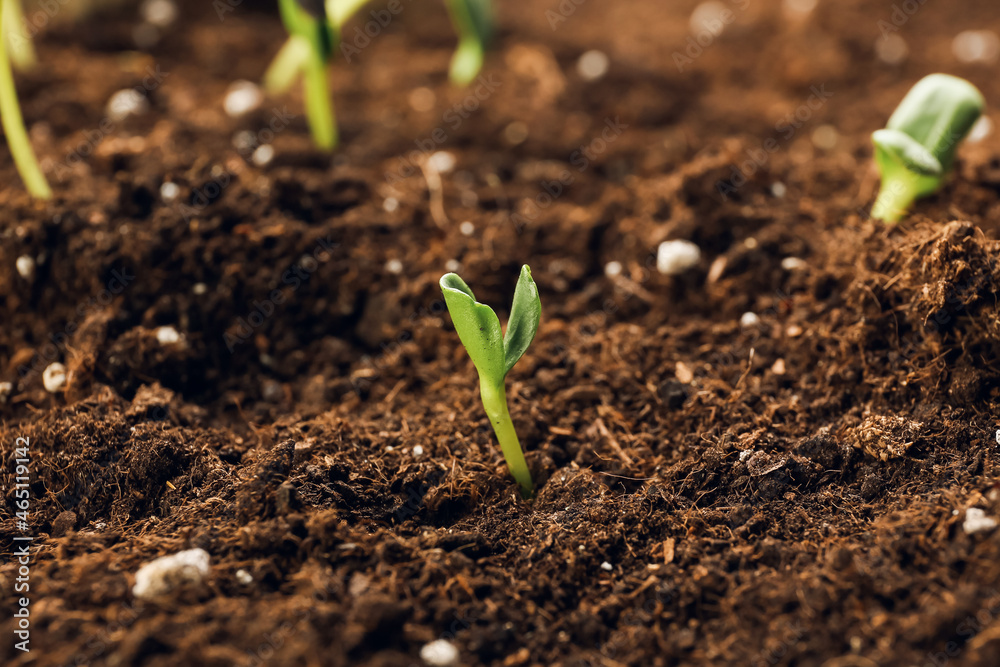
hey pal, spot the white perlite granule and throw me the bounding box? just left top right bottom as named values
left=963, top=508, right=998, bottom=535
left=656, top=240, right=701, bottom=275
left=42, top=363, right=67, bottom=393
left=132, top=548, right=211, bottom=599
left=420, top=639, right=459, bottom=666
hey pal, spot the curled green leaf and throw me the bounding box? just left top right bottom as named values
left=871, top=73, right=984, bottom=223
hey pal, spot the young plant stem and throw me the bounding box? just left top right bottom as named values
left=3, top=0, right=34, bottom=70
left=0, top=0, right=50, bottom=200
left=479, top=378, right=533, bottom=497
left=303, top=46, right=336, bottom=150
left=871, top=171, right=926, bottom=224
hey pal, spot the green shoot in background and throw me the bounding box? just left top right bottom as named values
left=265, top=0, right=493, bottom=149
left=444, top=0, right=493, bottom=85
left=266, top=0, right=340, bottom=150
left=441, top=265, right=540, bottom=497
left=0, top=0, right=50, bottom=199
left=871, top=73, right=984, bottom=223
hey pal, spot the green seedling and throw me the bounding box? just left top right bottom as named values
left=441, top=265, right=540, bottom=497
left=265, top=0, right=493, bottom=149
left=0, top=0, right=50, bottom=199
left=871, top=73, right=984, bottom=223
left=444, top=0, right=492, bottom=86
left=266, top=0, right=340, bottom=150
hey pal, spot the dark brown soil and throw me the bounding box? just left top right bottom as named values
left=5, top=0, right=1000, bottom=665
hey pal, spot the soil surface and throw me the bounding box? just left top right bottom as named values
left=4, top=0, right=1000, bottom=665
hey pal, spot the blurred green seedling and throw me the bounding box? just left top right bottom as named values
left=0, top=0, right=50, bottom=199
left=441, top=265, right=540, bottom=497
left=871, top=73, right=984, bottom=223
left=266, top=0, right=493, bottom=149
left=265, top=0, right=344, bottom=149
left=444, top=0, right=492, bottom=85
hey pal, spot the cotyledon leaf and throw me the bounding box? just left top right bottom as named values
left=503, top=265, right=541, bottom=377
left=440, top=273, right=505, bottom=387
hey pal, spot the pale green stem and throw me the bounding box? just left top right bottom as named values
left=0, top=0, right=50, bottom=199
left=302, top=46, right=336, bottom=150
left=871, top=173, right=922, bottom=223
left=449, top=37, right=483, bottom=86
left=3, top=0, right=34, bottom=71
left=479, top=378, right=533, bottom=497
left=327, top=0, right=371, bottom=28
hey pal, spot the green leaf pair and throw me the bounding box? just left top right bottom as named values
left=871, top=73, right=984, bottom=223
left=441, top=265, right=540, bottom=496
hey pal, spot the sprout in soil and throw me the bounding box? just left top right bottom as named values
left=441, top=265, right=540, bottom=497
left=444, top=0, right=493, bottom=85
left=871, top=73, right=984, bottom=223
left=266, top=0, right=493, bottom=149
left=265, top=0, right=344, bottom=150
left=0, top=0, right=50, bottom=199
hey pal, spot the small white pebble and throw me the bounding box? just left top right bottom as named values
left=133, top=548, right=211, bottom=599
left=445, top=259, right=461, bottom=272
left=224, top=80, right=263, bottom=118
left=383, top=196, right=399, bottom=213
left=252, top=144, right=275, bottom=167
left=0, top=381, right=12, bottom=403
left=578, top=545, right=586, bottom=551
left=235, top=569, right=253, bottom=585
left=427, top=151, right=456, bottom=174
left=155, top=326, right=181, bottom=345
left=604, top=261, right=623, bottom=278
left=968, top=116, right=993, bottom=143
left=600, top=561, right=613, bottom=571
left=875, top=34, right=908, bottom=65
left=460, top=221, right=475, bottom=236
left=953, top=30, right=1000, bottom=64
left=385, top=259, right=403, bottom=274
left=141, top=0, right=177, bottom=27
left=740, top=312, right=760, bottom=329
left=408, top=87, right=436, bottom=112
left=42, top=363, right=67, bottom=393
left=94, top=522, right=107, bottom=530
left=743, top=237, right=759, bottom=249
left=107, top=89, right=149, bottom=122
left=386, top=445, right=394, bottom=452
left=577, top=50, right=609, bottom=81
left=770, top=182, right=787, bottom=198
left=420, top=639, right=459, bottom=667
left=781, top=257, right=807, bottom=271
left=657, top=240, right=701, bottom=275
left=192, top=283, right=208, bottom=295
left=15, top=255, right=35, bottom=280
left=412, top=445, right=424, bottom=457
left=160, top=182, right=180, bottom=202
left=995, top=429, right=1000, bottom=446
left=811, top=124, right=839, bottom=150
left=689, top=1, right=729, bottom=37
left=963, top=507, right=998, bottom=534
left=739, top=450, right=753, bottom=462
